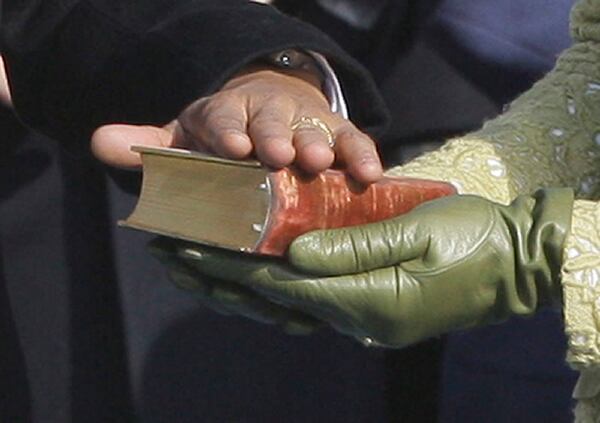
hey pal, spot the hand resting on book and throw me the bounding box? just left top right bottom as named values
left=91, top=67, right=383, bottom=184
left=156, top=189, right=572, bottom=348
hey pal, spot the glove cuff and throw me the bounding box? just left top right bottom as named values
left=527, top=188, right=575, bottom=307
left=498, top=188, right=573, bottom=317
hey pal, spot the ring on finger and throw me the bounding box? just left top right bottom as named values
left=290, top=116, right=335, bottom=148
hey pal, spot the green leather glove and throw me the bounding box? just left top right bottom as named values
left=177, top=188, right=574, bottom=347
left=148, top=237, right=321, bottom=335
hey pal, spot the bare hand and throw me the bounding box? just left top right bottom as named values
left=92, top=68, right=383, bottom=184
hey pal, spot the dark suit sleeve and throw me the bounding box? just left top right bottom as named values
left=276, top=0, right=443, bottom=81
left=0, top=0, right=388, bottom=150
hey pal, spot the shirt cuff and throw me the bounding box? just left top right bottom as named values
left=307, top=51, right=349, bottom=119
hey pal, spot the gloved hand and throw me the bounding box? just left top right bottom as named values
left=148, top=237, right=321, bottom=335
left=175, top=188, right=574, bottom=347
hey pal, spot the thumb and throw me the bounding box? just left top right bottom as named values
left=91, top=122, right=177, bottom=168
left=289, top=215, right=429, bottom=276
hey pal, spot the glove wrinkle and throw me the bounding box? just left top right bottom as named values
left=160, top=188, right=573, bottom=349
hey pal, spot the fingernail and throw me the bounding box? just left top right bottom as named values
left=359, top=154, right=377, bottom=164
left=359, top=156, right=382, bottom=170
left=179, top=247, right=205, bottom=260
left=359, top=162, right=383, bottom=182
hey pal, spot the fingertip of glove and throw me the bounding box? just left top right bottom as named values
left=289, top=233, right=322, bottom=263
left=146, top=236, right=176, bottom=260
left=168, top=268, right=205, bottom=291
left=290, top=232, right=355, bottom=276
left=282, top=319, right=320, bottom=336
left=178, top=247, right=206, bottom=260
left=287, top=249, right=315, bottom=275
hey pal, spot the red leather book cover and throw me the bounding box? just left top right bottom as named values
left=255, top=168, right=456, bottom=256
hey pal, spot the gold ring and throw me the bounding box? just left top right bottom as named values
left=290, top=116, right=335, bottom=148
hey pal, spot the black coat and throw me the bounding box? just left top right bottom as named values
left=0, top=2, right=394, bottom=422
left=1, top=0, right=388, bottom=151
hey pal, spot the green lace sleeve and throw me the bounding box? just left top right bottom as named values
left=387, top=0, right=600, bottom=205
left=386, top=2, right=600, bottom=417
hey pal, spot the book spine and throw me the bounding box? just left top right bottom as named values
left=255, top=169, right=456, bottom=256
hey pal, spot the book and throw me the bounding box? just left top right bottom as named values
left=121, top=146, right=456, bottom=256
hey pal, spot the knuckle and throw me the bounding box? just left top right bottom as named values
left=336, top=126, right=373, bottom=145
left=339, top=130, right=366, bottom=144
left=183, top=96, right=211, bottom=117
left=252, top=92, right=295, bottom=111
left=250, top=116, right=278, bottom=128
left=208, top=115, right=242, bottom=131
left=261, top=92, right=288, bottom=105
left=213, top=90, right=241, bottom=106
left=250, top=120, right=287, bottom=137
left=201, top=93, right=240, bottom=116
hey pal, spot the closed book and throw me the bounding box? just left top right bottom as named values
left=121, top=146, right=456, bottom=256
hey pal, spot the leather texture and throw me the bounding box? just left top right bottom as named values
left=174, top=189, right=574, bottom=347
